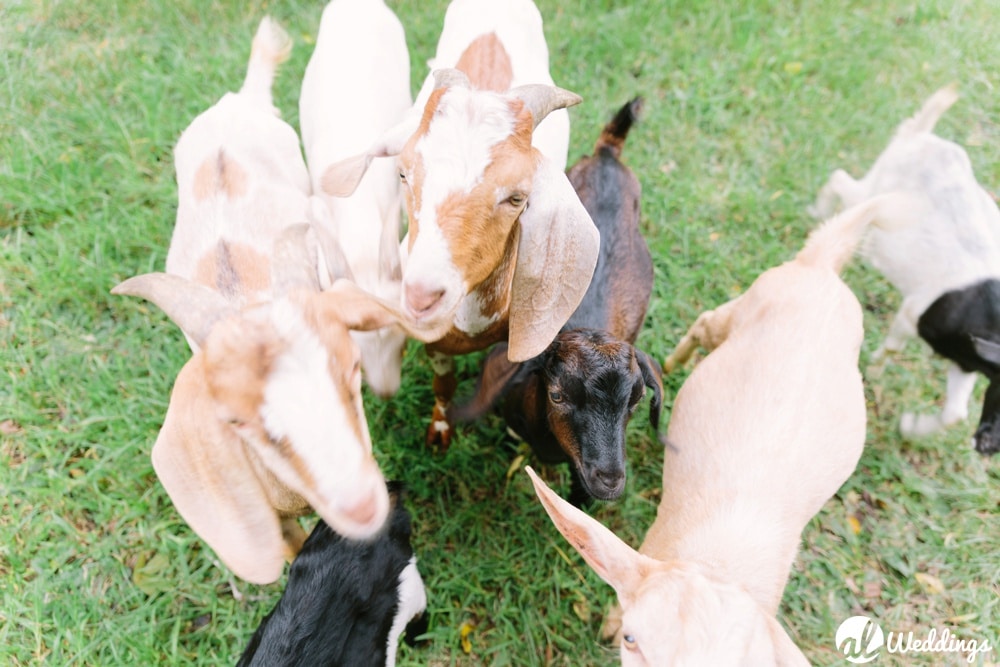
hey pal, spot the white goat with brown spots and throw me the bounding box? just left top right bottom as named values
left=323, top=0, right=600, bottom=449
left=527, top=197, right=910, bottom=666
left=113, top=17, right=443, bottom=584
left=299, top=0, right=412, bottom=398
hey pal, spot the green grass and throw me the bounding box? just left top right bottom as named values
left=2, top=0, right=998, bottom=665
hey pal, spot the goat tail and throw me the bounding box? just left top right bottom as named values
left=795, top=192, right=916, bottom=273
left=240, top=16, right=293, bottom=110
left=595, top=96, right=644, bottom=158
left=895, top=82, right=959, bottom=138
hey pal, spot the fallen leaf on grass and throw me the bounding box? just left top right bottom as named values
left=914, top=572, right=945, bottom=595
left=459, top=620, right=476, bottom=654
left=573, top=597, right=591, bottom=623
left=505, top=454, right=525, bottom=483
left=132, top=551, right=172, bottom=596
left=0, top=420, right=22, bottom=435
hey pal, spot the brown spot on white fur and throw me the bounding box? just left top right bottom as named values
left=192, top=240, right=271, bottom=300
left=454, top=32, right=513, bottom=92
left=192, top=149, right=249, bottom=201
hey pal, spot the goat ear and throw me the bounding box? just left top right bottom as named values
left=526, top=466, right=647, bottom=601
left=450, top=343, right=526, bottom=423
left=636, top=348, right=664, bottom=432
left=313, top=280, right=452, bottom=342
left=508, top=155, right=600, bottom=362
left=972, top=335, right=1000, bottom=366
left=112, top=272, right=233, bottom=350
left=765, top=616, right=812, bottom=667
left=320, top=115, right=418, bottom=198
left=151, top=358, right=288, bottom=585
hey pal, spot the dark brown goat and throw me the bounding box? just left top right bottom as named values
left=454, top=98, right=662, bottom=506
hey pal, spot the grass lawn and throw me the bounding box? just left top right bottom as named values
left=1, top=0, right=998, bottom=665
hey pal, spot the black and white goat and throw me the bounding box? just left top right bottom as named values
left=811, top=83, right=1000, bottom=454
left=236, top=482, right=428, bottom=667
left=454, top=98, right=663, bottom=506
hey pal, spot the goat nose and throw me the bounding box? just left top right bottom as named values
left=404, top=283, right=446, bottom=317
left=592, top=468, right=626, bottom=494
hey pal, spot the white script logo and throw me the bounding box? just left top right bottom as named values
left=835, top=616, right=993, bottom=664
left=836, top=615, right=883, bottom=664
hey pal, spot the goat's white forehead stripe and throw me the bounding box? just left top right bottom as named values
left=415, top=88, right=516, bottom=211
left=406, top=89, right=515, bottom=292
left=260, top=301, right=365, bottom=483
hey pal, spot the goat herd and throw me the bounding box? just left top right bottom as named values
left=110, top=0, right=1000, bottom=664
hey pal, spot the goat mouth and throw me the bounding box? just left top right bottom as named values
left=580, top=469, right=627, bottom=500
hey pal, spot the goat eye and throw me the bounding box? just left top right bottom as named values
left=506, top=193, right=526, bottom=207
left=622, top=633, right=637, bottom=650
left=549, top=390, right=563, bottom=404
left=398, top=171, right=407, bottom=183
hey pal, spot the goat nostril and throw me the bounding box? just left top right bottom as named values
left=593, top=468, right=625, bottom=489
left=405, top=285, right=446, bottom=316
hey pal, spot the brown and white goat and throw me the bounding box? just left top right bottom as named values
left=113, top=18, right=444, bottom=584
left=454, top=99, right=662, bottom=505
left=299, top=0, right=412, bottom=398
left=528, top=197, right=907, bottom=665
left=811, top=84, right=1000, bottom=454
left=322, top=0, right=600, bottom=449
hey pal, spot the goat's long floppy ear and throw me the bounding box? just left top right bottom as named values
left=151, top=358, right=287, bottom=585
left=112, top=273, right=233, bottom=349
left=764, top=617, right=812, bottom=667
left=314, top=279, right=452, bottom=342
left=320, top=115, right=419, bottom=198
left=450, top=343, right=528, bottom=423
left=636, top=349, right=664, bottom=431
left=508, top=156, right=600, bottom=362
left=526, top=466, right=648, bottom=603
left=306, top=196, right=357, bottom=285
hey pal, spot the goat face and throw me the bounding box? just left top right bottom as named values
left=202, top=294, right=389, bottom=539
left=542, top=329, right=657, bottom=500
left=397, top=86, right=535, bottom=326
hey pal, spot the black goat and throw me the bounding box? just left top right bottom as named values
left=236, top=482, right=428, bottom=667
left=454, top=98, right=663, bottom=506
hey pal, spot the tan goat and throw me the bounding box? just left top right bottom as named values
left=114, top=18, right=444, bottom=584
left=528, top=196, right=907, bottom=665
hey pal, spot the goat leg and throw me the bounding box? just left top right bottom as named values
left=426, top=350, right=457, bottom=451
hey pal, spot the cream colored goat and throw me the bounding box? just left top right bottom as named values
left=528, top=197, right=907, bottom=666
left=322, top=0, right=599, bottom=448
left=299, top=0, right=412, bottom=398
left=113, top=18, right=443, bottom=584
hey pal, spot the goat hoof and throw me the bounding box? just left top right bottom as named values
left=425, top=421, right=452, bottom=452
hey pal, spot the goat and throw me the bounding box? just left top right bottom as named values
left=299, top=0, right=412, bottom=398
left=453, top=98, right=662, bottom=506
left=811, top=83, right=1000, bottom=454
left=321, top=0, right=600, bottom=450
left=236, top=482, right=428, bottom=667
left=527, top=197, right=906, bottom=665
left=112, top=18, right=446, bottom=584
